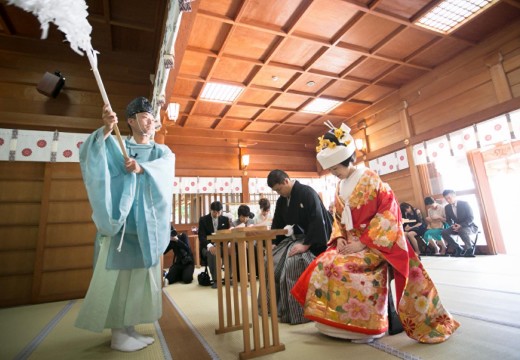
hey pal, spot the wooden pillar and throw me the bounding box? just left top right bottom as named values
left=399, top=101, right=426, bottom=211
left=485, top=52, right=513, bottom=103
left=32, top=163, right=52, bottom=303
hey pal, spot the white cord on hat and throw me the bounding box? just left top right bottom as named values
left=324, top=120, right=335, bottom=130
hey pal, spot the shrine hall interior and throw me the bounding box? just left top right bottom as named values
left=0, top=0, right=519, bottom=311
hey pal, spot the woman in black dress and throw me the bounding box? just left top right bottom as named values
left=400, top=202, right=427, bottom=255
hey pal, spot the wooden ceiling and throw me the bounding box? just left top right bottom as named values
left=0, top=0, right=167, bottom=75
left=1, top=0, right=520, bottom=144
left=164, top=0, right=520, bottom=139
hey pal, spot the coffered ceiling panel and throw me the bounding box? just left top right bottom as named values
left=215, top=118, right=250, bottom=130
left=178, top=51, right=214, bottom=78
left=225, top=28, right=280, bottom=60
left=321, top=80, right=364, bottom=99
left=1, top=0, right=519, bottom=147
left=244, top=121, right=276, bottom=133
left=161, top=0, right=520, bottom=139
left=225, top=104, right=260, bottom=119
left=292, top=0, right=360, bottom=41
left=285, top=112, right=319, bottom=126
left=311, top=47, right=364, bottom=75
left=251, top=66, right=299, bottom=89
left=240, top=0, right=304, bottom=29
left=188, top=17, right=230, bottom=51
left=211, top=57, right=256, bottom=83
left=375, top=28, right=437, bottom=61
left=341, top=14, right=402, bottom=50
left=270, top=93, right=309, bottom=110
left=270, top=37, right=325, bottom=68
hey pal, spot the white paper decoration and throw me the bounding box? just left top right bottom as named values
left=230, top=177, right=242, bottom=193
left=56, top=132, right=88, bottom=162
left=426, top=135, right=451, bottom=161
left=172, top=177, right=181, bottom=194
left=412, top=143, right=427, bottom=165
left=476, top=115, right=511, bottom=148
left=180, top=177, right=198, bottom=193
left=368, top=158, right=380, bottom=174
left=0, top=128, right=12, bottom=161
left=510, top=109, right=520, bottom=140
left=395, top=149, right=409, bottom=170
left=14, top=129, right=54, bottom=162
left=449, top=126, right=478, bottom=157
left=198, top=177, right=216, bottom=194
left=378, top=153, right=398, bottom=175
left=256, top=178, right=270, bottom=194
left=215, top=177, right=232, bottom=193
left=248, top=178, right=258, bottom=194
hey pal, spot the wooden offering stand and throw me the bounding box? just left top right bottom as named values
left=208, top=226, right=286, bottom=360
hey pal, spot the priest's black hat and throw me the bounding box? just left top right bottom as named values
left=126, top=97, right=153, bottom=118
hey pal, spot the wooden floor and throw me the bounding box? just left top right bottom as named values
left=1, top=254, right=520, bottom=360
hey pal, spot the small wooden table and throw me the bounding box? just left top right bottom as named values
left=208, top=227, right=286, bottom=360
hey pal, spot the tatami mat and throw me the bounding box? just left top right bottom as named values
left=164, top=255, right=520, bottom=360
left=0, top=300, right=72, bottom=360
left=164, top=284, right=396, bottom=360
left=1, top=300, right=167, bottom=360
left=1, top=255, right=519, bottom=360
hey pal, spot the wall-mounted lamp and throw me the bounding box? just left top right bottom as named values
left=355, top=138, right=364, bottom=151
left=355, top=138, right=367, bottom=160
left=167, top=103, right=180, bottom=121
left=241, top=153, right=250, bottom=169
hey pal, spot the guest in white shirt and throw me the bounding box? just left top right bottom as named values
left=254, top=198, right=272, bottom=228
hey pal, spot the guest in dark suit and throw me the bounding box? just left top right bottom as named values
left=198, top=201, right=231, bottom=287
left=441, top=189, right=478, bottom=257
left=163, top=226, right=194, bottom=285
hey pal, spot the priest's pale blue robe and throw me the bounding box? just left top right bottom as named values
left=75, top=127, right=175, bottom=332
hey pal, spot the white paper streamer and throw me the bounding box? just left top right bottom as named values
left=7, top=0, right=128, bottom=157
left=7, top=0, right=93, bottom=56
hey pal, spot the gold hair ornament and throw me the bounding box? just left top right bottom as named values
left=316, top=120, right=352, bottom=153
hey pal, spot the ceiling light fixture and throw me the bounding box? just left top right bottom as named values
left=272, top=76, right=279, bottom=81
left=415, top=0, right=495, bottom=34
left=200, top=82, right=244, bottom=104
left=301, top=98, right=341, bottom=114
left=306, top=81, right=316, bottom=87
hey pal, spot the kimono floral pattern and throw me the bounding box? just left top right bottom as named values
left=303, top=247, right=389, bottom=334
left=292, top=168, right=459, bottom=343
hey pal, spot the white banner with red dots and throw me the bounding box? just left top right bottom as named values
left=55, top=132, right=89, bottom=162
left=0, top=128, right=89, bottom=162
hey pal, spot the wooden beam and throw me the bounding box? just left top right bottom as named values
left=165, top=126, right=315, bottom=145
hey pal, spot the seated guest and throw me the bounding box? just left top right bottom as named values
left=423, top=197, right=447, bottom=255
left=231, top=204, right=256, bottom=281
left=400, top=202, right=427, bottom=255
left=441, top=189, right=478, bottom=257
left=163, top=226, right=194, bottom=285
left=254, top=198, right=273, bottom=228
left=198, top=201, right=231, bottom=287
left=231, top=204, right=255, bottom=227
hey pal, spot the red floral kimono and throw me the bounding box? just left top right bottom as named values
left=291, top=168, right=459, bottom=343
